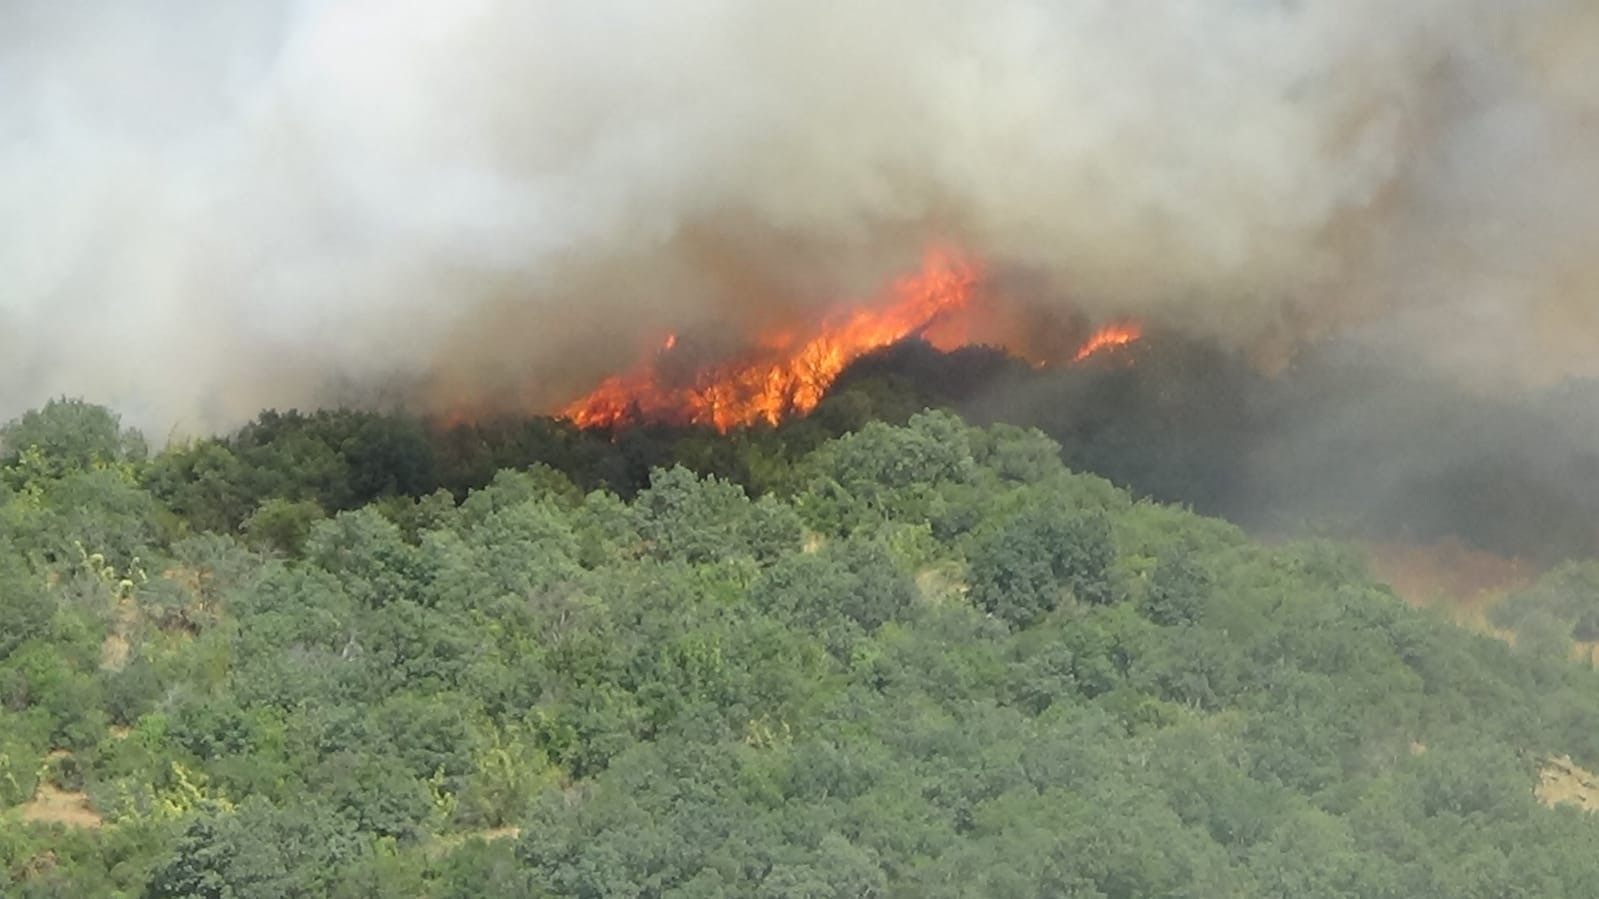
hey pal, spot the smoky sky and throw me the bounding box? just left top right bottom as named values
left=2, top=0, right=1596, bottom=433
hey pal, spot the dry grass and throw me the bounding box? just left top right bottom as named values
left=424, top=826, right=522, bottom=859
left=1363, top=538, right=1534, bottom=610
left=20, top=782, right=102, bottom=829
left=99, top=632, right=130, bottom=671
left=915, top=564, right=967, bottom=605
left=1538, top=756, right=1599, bottom=812
left=18, top=752, right=102, bottom=829
left=1361, top=538, right=1537, bottom=638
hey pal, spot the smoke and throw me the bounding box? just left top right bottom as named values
left=2, top=0, right=1596, bottom=431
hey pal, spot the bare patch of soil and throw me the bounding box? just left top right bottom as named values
left=1539, top=755, right=1599, bottom=812
left=20, top=782, right=101, bottom=828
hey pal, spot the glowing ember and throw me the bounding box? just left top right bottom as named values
left=562, top=249, right=1143, bottom=432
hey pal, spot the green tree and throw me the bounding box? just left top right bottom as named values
left=0, top=549, right=52, bottom=659
left=1, top=399, right=142, bottom=479
left=242, top=498, right=325, bottom=557
left=142, top=798, right=366, bottom=899
left=635, top=465, right=799, bottom=564
left=1139, top=548, right=1212, bottom=627
left=968, top=504, right=1117, bottom=628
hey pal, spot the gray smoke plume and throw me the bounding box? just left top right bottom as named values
left=2, top=0, right=1596, bottom=432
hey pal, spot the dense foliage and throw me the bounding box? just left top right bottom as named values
left=4, top=398, right=1599, bottom=896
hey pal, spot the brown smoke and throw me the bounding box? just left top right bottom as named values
left=2, top=1, right=1595, bottom=432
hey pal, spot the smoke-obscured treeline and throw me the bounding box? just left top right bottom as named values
left=6, top=398, right=1599, bottom=894
left=834, top=335, right=1599, bottom=562
left=29, top=328, right=1589, bottom=565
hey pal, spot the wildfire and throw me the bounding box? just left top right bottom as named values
left=562, top=248, right=1142, bottom=432
left=1071, top=322, right=1143, bottom=362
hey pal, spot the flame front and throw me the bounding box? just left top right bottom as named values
left=563, top=248, right=1142, bottom=432
left=564, top=248, right=978, bottom=431
left=1071, top=322, right=1143, bottom=362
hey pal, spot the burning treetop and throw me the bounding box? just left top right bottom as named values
left=563, top=248, right=1142, bottom=431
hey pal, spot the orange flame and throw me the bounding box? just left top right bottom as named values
left=562, top=249, right=1142, bottom=432
left=1071, top=322, right=1144, bottom=362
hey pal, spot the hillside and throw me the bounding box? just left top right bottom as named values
left=5, top=400, right=1599, bottom=896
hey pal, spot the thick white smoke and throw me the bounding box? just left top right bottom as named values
left=2, top=0, right=1595, bottom=431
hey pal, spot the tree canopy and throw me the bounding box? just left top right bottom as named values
left=3, top=400, right=1599, bottom=897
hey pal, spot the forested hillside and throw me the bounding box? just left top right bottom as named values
left=5, top=399, right=1599, bottom=897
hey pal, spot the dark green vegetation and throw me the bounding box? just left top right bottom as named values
left=6, top=395, right=1599, bottom=897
